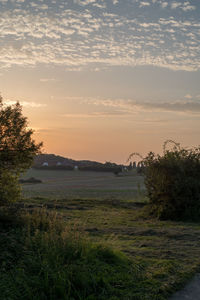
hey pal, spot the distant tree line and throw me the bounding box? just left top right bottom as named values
left=33, top=155, right=125, bottom=173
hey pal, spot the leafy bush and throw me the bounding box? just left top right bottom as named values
left=142, top=141, right=200, bottom=221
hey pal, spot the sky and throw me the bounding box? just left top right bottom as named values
left=0, top=0, right=200, bottom=164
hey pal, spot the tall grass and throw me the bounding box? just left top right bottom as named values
left=0, top=209, right=144, bottom=300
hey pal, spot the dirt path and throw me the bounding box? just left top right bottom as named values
left=170, top=274, right=200, bottom=300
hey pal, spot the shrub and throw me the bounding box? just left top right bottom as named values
left=142, top=141, right=200, bottom=221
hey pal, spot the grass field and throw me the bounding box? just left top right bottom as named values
left=21, top=169, right=145, bottom=200
left=1, top=169, right=199, bottom=299
left=11, top=195, right=200, bottom=299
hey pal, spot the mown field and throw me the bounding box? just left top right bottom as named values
left=12, top=196, right=200, bottom=299
left=1, top=169, right=199, bottom=299
left=21, top=168, right=145, bottom=200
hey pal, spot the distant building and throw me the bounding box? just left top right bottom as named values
left=42, top=162, right=48, bottom=167
left=56, top=162, right=62, bottom=166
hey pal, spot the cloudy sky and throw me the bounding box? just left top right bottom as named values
left=0, top=0, right=200, bottom=163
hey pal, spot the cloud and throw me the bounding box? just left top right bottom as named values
left=182, top=5, right=195, bottom=12
left=40, top=78, right=57, bottom=82
left=61, top=111, right=128, bottom=118
left=170, top=1, right=195, bottom=11
left=4, top=100, right=46, bottom=108
left=137, top=100, right=200, bottom=114
left=171, top=2, right=182, bottom=9
left=83, top=97, right=200, bottom=115
left=74, top=0, right=96, bottom=6
left=160, top=2, right=168, bottom=9
left=139, top=1, right=151, bottom=7
left=184, top=94, right=192, bottom=99
left=0, top=0, right=199, bottom=72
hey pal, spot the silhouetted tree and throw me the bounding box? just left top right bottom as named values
left=0, top=96, right=42, bottom=205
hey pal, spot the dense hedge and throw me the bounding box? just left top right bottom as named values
left=142, top=143, right=200, bottom=221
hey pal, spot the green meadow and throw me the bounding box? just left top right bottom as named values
left=0, top=169, right=199, bottom=299
left=21, top=168, right=145, bottom=200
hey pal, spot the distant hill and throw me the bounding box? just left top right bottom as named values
left=34, top=154, right=76, bottom=167
left=33, top=154, right=124, bottom=173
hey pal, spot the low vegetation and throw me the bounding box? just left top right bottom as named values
left=19, top=177, right=42, bottom=184
left=1, top=198, right=200, bottom=300
left=0, top=208, right=162, bottom=300
left=142, top=140, right=200, bottom=221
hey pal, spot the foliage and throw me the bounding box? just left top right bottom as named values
left=0, top=209, right=145, bottom=300
left=0, top=96, right=42, bottom=205
left=0, top=170, right=21, bottom=206
left=142, top=140, right=200, bottom=221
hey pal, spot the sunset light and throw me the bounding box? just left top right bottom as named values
left=0, top=0, right=199, bottom=163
